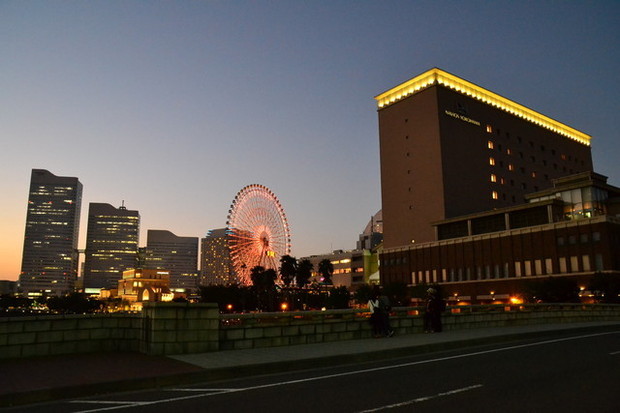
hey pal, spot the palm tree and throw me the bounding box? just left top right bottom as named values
left=279, top=255, right=297, bottom=287
left=318, top=258, right=334, bottom=285
left=296, top=259, right=313, bottom=288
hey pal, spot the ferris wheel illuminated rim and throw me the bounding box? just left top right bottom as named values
left=226, top=184, right=291, bottom=285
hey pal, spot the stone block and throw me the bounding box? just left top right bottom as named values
left=20, top=343, right=50, bottom=358
left=49, top=341, right=78, bottom=355
left=224, top=328, right=244, bottom=340
left=331, top=322, right=347, bottom=333
left=289, top=335, right=308, bottom=345
left=245, top=328, right=265, bottom=339
left=24, top=320, right=52, bottom=332
left=77, top=318, right=103, bottom=329
left=264, top=327, right=282, bottom=338
left=5, top=322, right=25, bottom=334
left=323, top=332, right=340, bottom=342
left=282, top=326, right=299, bottom=336
left=164, top=342, right=184, bottom=355
left=338, top=331, right=355, bottom=341
left=36, top=330, right=64, bottom=343
left=316, top=324, right=332, bottom=334
left=90, top=329, right=111, bottom=340
left=152, top=331, right=177, bottom=343
left=177, top=330, right=199, bottom=342
left=8, top=332, right=36, bottom=345
left=198, top=330, right=219, bottom=342
left=346, top=322, right=361, bottom=332
left=76, top=340, right=101, bottom=354
left=63, top=329, right=90, bottom=341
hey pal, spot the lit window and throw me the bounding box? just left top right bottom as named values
left=488, top=140, right=494, bottom=149
left=490, top=174, right=497, bottom=183
left=489, top=157, right=495, bottom=166
left=486, top=125, right=493, bottom=133
left=531, top=171, right=537, bottom=178
left=500, top=177, right=505, bottom=185
left=506, top=148, right=512, bottom=155
left=508, top=164, right=514, bottom=171
left=491, top=191, right=499, bottom=200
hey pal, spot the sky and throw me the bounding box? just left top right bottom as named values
left=1, top=1, right=619, bottom=281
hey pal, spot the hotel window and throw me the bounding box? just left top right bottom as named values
left=490, top=174, right=497, bottom=183
left=514, top=262, right=522, bottom=277
left=491, top=191, right=499, bottom=200
left=500, top=177, right=505, bottom=185
left=570, top=256, right=579, bottom=272
left=594, top=254, right=604, bottom=271
left=486, top=125, right=493, bottom=133
left=508, top=164, right=514, bottom=171
left=506, top=148, right=512, bottom=155
left=524, top=261, right=532, bottom=276
left=559, top=257, right=567, bottom=273
left=545, top=258, right=553, bottom=274
left=580, top=234, right=589, bottom=243
left=488, top=140, right=494, bottom=149
left=489, top=157, right=496, bottom=166
left=593, top=232, right=601, bottom=242
left=531, top=171, right=537, bottom=178
left=534, top=260, right=542, bottom=275
left=582, top=255, right=591, bottom=272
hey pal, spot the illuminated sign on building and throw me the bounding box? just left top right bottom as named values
left=444, top=110, right=481, bottom=126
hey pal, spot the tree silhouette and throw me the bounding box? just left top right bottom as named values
left=318, top=258, right=334, bottom=285
left=296, top=259, right=313, bottom=288
left=279, top=255, right=297, bottom=287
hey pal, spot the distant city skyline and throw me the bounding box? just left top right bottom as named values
left=2, top=1, right=619, bottom=281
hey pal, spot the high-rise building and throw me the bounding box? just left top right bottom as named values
left=375, top=69, right=619, bottom=302
left=83, top=203, right=140, bottom=292
left=19, top=169, right=82, bottom=296
left=144, top=229, right=198, bottom=292
left=200, top=228, right=234, bottom=285
left=376, top=68, right=593, bottom=249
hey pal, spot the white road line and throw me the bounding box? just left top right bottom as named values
left=169, top=388, right=238, bottom=392
left=609, top=350, right=620, bottom=355
left=72, top=331, right=618, bottom=413
left=358, top=384, right=484, bottom=412
left=70, top=401, right=147, bottom=406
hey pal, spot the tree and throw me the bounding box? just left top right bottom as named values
left=279, top=255, right=297, bottom=287
left=318, top=259, right=334, bottom=285
left=327, top=286, right=351, bottom=309
left=46, top=293, right=100, bottom=314
left=524, top=277, right=580, bottom=303
left=296, top=259, right=313, bottom=288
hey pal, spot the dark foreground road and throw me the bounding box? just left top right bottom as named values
left=6, top=329, right=620, bottom=413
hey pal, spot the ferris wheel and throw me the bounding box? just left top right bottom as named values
left=226, top=184, right=291, bottom=285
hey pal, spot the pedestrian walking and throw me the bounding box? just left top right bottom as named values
left=423, top=288, right=444, bottom=333
left=368, top=286, right=384, bottom=338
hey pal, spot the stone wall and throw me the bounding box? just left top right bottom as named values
left=1, top=303, right=619, bottom=359
left=0, top=313, right=141, bottom=359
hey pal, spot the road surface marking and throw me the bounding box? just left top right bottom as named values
left=358, top=384, right=484, bottom=412
left=170, top=388, right=238, bottom=392
left=71, top=331, right=618, bottom=412
left=609, top=350, right=620, bottom=355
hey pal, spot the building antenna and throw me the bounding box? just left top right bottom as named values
left=119, top=200, right=126, bottom=210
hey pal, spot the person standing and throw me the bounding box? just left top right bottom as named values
left=368, top=286, right=383, bottom=338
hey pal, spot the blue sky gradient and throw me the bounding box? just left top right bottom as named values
left=1, top=1, right=618, bottom=280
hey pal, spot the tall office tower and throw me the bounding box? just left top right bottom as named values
left=144, top=230, right=198, bottom=292
left=200, top=228, right=234, bottom=286
left=83, top=203, right=140, bottom=292
left=376, top=68, right=593, bottom=249
left=19, top=169, right=83, bottom=296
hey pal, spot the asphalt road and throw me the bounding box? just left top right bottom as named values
left=7, top=329, right=620, bottom=413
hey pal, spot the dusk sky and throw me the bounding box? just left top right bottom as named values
left=1, top=1, right=618, bottom=281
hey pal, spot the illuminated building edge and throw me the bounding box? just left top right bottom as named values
left=374, top=68, right=591, bottom=146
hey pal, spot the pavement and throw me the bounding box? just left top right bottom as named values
left=1, top=320, right=619, bottom=408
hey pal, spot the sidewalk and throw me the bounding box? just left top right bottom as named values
left=1, top=321, right=619, bottom=407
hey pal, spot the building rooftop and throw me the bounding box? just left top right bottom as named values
left=374, top=68, right=591, bottom=146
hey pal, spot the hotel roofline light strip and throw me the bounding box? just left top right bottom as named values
left=374, top=68, right=591, bottom=146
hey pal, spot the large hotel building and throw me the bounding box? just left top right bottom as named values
left=19, top=169, right=82, bottom=296
left=376, top=68, right=619, bottom=302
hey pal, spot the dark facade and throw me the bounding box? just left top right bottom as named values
left=376, top=68, right=593, bottom=249
left=144, top=229, right=198, bottom=291
left=19, top=169, right=82, bottom=296
left=380, top=172, right=620, bottom=303
left=83, top=203, right=140, bottom=291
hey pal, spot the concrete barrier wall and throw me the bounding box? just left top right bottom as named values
left=220, top=304, right=620, bottom=350
left=1, top=303, right=619, bottom=359
left=0, top=313, right=141, bottom=359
